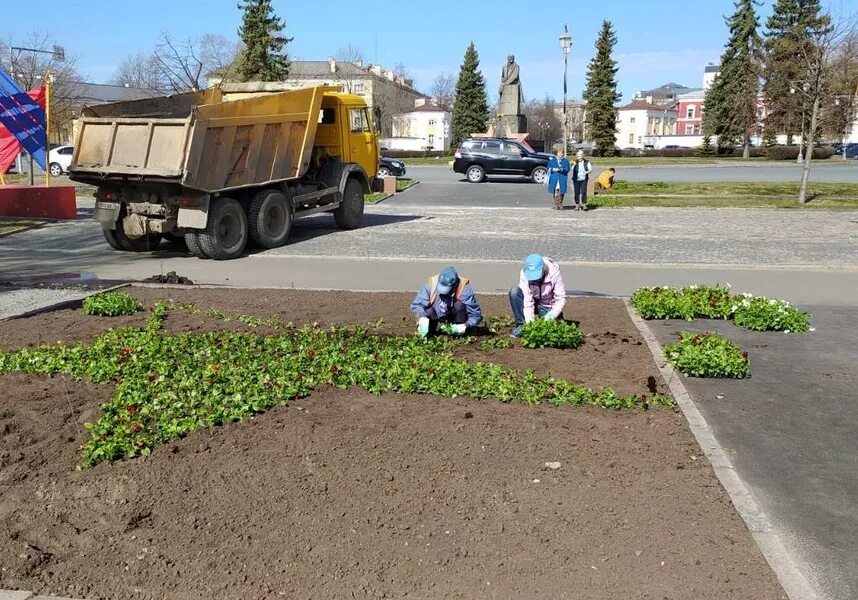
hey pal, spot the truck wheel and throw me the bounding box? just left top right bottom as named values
left=103, top=226, right=161, bottom=252
left=185, top=232, right=209, bottom=258
left=249, top=189, right=292, bottom=248
left=333, top=178, right=365, bottom=230
left=197, top=197, right=248, bottom=260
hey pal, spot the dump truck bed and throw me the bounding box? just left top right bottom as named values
left=70, top=86, right=336, bottom=193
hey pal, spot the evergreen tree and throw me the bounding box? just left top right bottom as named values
left=236, top=0, right=293, bottom=82
left=695, top=134, right=717, bottom=157
left=703, top=0, right=762, bottom=157
left=583, top=21, right=621, bottom=157
left=762, top=0, right=830, bottom=143
left=451, top=43, right=489, bottom=147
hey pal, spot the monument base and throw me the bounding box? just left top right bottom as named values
left=496, top=115, right=527, bottom=137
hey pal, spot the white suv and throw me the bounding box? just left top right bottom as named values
left=48, top=145, right=74, bottom=176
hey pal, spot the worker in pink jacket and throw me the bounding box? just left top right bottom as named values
left=508, top=253, right=566, bottom=338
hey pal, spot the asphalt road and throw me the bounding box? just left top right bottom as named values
left=651, top=308, right=858, bottom=600
left=410, top=161, right=858, bottom=187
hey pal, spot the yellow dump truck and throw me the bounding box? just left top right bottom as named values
left=69, top=86, right=378, bottom=259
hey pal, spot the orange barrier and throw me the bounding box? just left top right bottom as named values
left=0, top=185, right=77, bottom=219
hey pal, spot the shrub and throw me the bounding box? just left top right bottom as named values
left=382, top=150, right=451, bottom=159
left=732, top=294, right=811, bottom=333
left=766, top=146, right=834, bottom=160
left=664, top=332, right=750, bottom=378
left=82, top=291, right=143, bottom=317
left=521, top=319, right=583, bottom=349
left=730, top=147, right=767, bottom=158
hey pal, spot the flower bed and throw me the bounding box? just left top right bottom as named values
left=82, top=290, right=143, bottom=316
left=632, top=284, right=811, bottom=333
left=0, top=303, right=673, bottom=467
left=521, top=319, right=583, bottom=349
left=664, top=332, right=751, bottom=379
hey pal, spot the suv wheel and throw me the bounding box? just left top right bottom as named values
left=466, top=165, right=485, bottom=183
left=531, top=166, right=548, bottom=184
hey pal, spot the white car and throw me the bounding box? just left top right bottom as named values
left=48, top=145, right=74, bottom=176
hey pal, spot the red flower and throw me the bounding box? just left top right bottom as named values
left=307, top=350, right=316, bottom=358
left=742, top=351, right=749, bottom=360
left=210, top=364, right=221, bottom=373
left=330, top=365, right=338, bottom=373
left=129, top=422, right=143, bottom=433
left=127, top=405, right=137, bottom=416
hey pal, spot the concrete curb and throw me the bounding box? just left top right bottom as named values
left=0, top=591, right=81, bottom=600
left=0, top=283, right=130, bottom=322
left=623, top=298, right=822, bottom=600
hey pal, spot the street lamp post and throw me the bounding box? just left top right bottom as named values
left=559, top=25, right=572, bottom=153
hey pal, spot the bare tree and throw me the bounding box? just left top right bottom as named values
left=110, top=52, right=166, bottom=95
left=524, top=96, right=563, bottom=149
left=330, top=44, right=367, bottom=94
left=821, top=32, right=858, bottom=142
left=1, top=31, right=83, bottom=144
left=200, top=34, right=242, bottom=84
left=373, top=63, right=420, bottom=137
left=794, top=13, right=857, bottom=203
left=151, top=32, right=206, bottom=92
left=430, top=72, right=455, bottom=110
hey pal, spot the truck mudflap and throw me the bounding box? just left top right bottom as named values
left=177, top=196, right=211, bottom=230
left=94, top=201, right=121, bottom=228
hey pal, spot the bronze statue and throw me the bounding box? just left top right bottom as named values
left=498, top=54, right=522, bottom=117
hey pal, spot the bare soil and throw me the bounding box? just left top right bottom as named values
left=0, top=288, right=785, bottom=599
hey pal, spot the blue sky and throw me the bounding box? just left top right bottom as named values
left=0, top=0, right=846, bottom=102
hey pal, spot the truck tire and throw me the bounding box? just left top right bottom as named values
left=248, top=189, right=292, bottom=248
left=103, top=226, right=161, bottom=252
left=197, top=197, right=248, bottom=260
left=333, top=177, right=365, bottom=230
left=185, top=232, right=209, bottom=259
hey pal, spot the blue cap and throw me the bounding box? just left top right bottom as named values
left=523, top=254, right=545, bottom=281
left=437, top=266, right=458, bottom=295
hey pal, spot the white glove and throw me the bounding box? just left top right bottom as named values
left=449, top=323, right=467, bottom=336
left=543, top=310, right=558, bottom=321
left=417, top=317, right=430, bottom=337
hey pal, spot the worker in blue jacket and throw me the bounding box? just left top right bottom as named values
left=410, top=266, right=482, bottom=337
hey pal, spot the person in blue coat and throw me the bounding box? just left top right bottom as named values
left=546, top=147, right=570, bottom=210
left=410, top=266, right=483, bottom=337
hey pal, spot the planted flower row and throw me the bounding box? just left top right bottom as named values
left=664, top=332, right=751, bottom=379
left=631, top=284, right=811, bottom=333
left=0, top=306, right=674, bottom=468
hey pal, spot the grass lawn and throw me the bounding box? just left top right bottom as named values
left=610, top=181, right=858, bottom=199
left=403, top=156, right=849, bottom=167
left=0, top=217, right=48, bottom=236
left=3, top=173, right=96, bottom=195
left=590, top=195, right=858, bottom=209
left=365, top=179, right=418, bottom=204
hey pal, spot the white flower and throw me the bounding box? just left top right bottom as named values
left=726, top=283, right=732, bottom=289
left=689, top=284, right=698, bottom=289
left=809, top=327, right=816, bottom=332
left=784, top=330, right=790, bottom=334
left=731, top=305, right=738, bottom=312
left=769, top=299, right=777, bottom=305
left=743, top=292, right=753, bottom=298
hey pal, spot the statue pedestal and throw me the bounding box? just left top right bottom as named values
left=496, top=115, right=527, bottom=137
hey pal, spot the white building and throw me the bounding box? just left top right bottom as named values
left=383, top=100, right=451, bottom=151
left=615, top=101, right=678, bottom=149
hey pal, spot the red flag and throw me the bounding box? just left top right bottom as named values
left=0, top=85, right=46, bottom=176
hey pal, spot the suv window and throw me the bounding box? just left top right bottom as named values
left=500, top=142, right=522, bottom=156
left=462, top=140, right=479, bottom=150
left=59, top=147, right=74, bottom=155
left=482, top=140, right=501, bottom=155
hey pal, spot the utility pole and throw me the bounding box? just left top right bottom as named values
left=559, top=25, right=571, bottom=154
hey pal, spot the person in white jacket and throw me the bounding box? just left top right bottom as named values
left=508, top=254, right=566, bottom=337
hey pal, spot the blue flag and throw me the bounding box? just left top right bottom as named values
left=0, top=67, right=47, bottom=170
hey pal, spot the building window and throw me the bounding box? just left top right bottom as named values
left=428, top=134, right=435, bottom=147
left=629, top=133, right=634, bottom=144
left=685, top=124, right=694, bottom=135
left=694, top=124, right=701, bottom=135
left=629, top=116, right=636, bottom=124
left=428, top=119, right=435, bottom=126
left=353, top=83, right=365, bottom=94
left=686, top=106, right=695, bottom=119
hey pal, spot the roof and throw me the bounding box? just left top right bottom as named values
left=70, top=82, right=156, bottom=105
left=704, top=64, right=721, bottom=73
left=676, top=89, right=706, bottom=101
left=290, top=61, right=368, bottom=77
left=636, top=82, right=694, bottom=97
left=619, top=100, right=677, bottom=111
left=406, top=103, right=449, bottom=113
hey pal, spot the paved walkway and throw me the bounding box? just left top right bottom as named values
left=648, top=307, right=858, bottom=600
